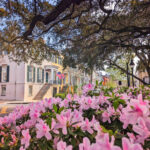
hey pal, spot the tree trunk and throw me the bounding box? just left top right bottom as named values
left=110, top=61, right=150, bottom=86
left=90, top=69, right=93, bottom=84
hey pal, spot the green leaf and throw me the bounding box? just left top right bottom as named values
left=41, top=112, right=51, bottom=117
left=96, top=80, right=98, bottom=86
left=46, top=118, right=52, bottom=128
left=118, top=99, right=126, bottom=105
left=96, top=110, right=104, bottom=115
left=58, top=107, right=64, bottom=114
left=68, top=128, right=75, bottom=136
left=71, top=138, right=76, bottom=147
left=53, top=104, right=58, bottom=113
left=101, top=125, right=113, bottom=136
left=113, top=101, right=119, bottom=110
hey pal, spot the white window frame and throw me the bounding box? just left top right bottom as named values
left=39, top=68, right=42, bottom=82
left=29, top=66, right=34, bottom=82
left=2, top=65, right=7, bottom=82
left=1, top=85, right=6, bottom=96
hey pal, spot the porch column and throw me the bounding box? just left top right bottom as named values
left=51, top=68, right=54, bottom=84
left=68, top=73, right=70, bottom=85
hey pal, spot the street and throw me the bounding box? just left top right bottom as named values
left=0, top=101, right=31, bottom=117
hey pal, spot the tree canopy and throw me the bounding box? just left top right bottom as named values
left=0, top=0, right=150, bottom=83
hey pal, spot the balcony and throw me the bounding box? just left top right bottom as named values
left=47, top=80, right=62, bottom=85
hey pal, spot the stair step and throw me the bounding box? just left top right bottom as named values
left=34, top=84, right=51, bottom=100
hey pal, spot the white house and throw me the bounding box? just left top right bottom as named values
left=0, top=51, right=89, bottom=101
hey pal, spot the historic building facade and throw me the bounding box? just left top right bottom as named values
left=0, top=52, right=88, bottom=101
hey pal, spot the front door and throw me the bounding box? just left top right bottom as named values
left=46, top=72, right=49, bottom=83
left=46, top=71, right=51, bottom=83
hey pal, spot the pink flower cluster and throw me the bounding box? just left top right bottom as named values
left=82, top=83, right=94, bottom=95
left=0, top=85, right=150, bottom=150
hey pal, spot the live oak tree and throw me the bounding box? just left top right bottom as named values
left=0, top=0, right=150, bottom=84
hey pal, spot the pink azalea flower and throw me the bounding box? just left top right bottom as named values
left=56, top=114, right=68, bottom=135
left=51, top=118, right=59, bottom=134
left=53, top=137, right=59, bottom=149
left=127, top=133, right=136, bottom=143
left=99, top=95, right=109, bottom=105
left=81, top=118, right=93, bottom=134
left=1, top=137, right=4, bottom=144
left=29, top=108, right=40, bottom=120
left=11, top=134, right=17, bottom=144
left=21, top=129, right=31, bottom=149
left=57, top=141, right=72, bottom=150
left=102, top=111, right=111, bottom=123
left=102, top=106, right=115, bottom=123
left=79, top=137, right=91, bottom=150
left=122, top=137, right=143, bottom=150
left=82, top=83, right=94, bottom=95
left=120, top=93, right=130, bottom=101
left=95, top=133, right=121, bottom=150
left=36, top=120, right=51, bottom=140
left=71, top=110, right=83, bottom=128
left=133, top=118, right=150, bottom=144
left=20, top=146, right=26, bottom=150
left=120, top=97, right=149, bottom=128
left=24, top=119, right=36, bottom=129
left=66, top=94, right=72, bottom=100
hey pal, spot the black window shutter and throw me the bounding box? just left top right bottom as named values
left=37, top=68, right=39, bottom=82
left=0, top=66, right=2, bottom=82
left=27, top=66, right=30, bottom=82
left=33, top=67, right=35, bottom=82
left=42, top=69, right=44, bottom=83
left=6, top=66, right=9, bottom=82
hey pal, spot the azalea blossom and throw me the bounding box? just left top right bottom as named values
left=81, top=118, right=93, bottom=134
left=0, top=84, right=149, bottom=150
left=36, top=120, right=51, bottom=140
left=79, top=137, right=91, bottom=150
left=133, top=117, right=150, bottom=144
left=57, top=141, right=72, bottom=150
left=21, top=129, right=31, bottom=149
left=122, top=137, right=143, bottom=150
left=56, top=114, right=68, bottom=135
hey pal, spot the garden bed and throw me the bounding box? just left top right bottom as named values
left=0, top=84, right=150, bottom=150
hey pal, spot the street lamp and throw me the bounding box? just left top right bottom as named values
left=126, top=63, right=130, bottom=87
left=130, top=59, right=135, bottom=87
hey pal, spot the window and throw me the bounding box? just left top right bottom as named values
left=29, top=67, right=33, bottom=82
left=1, top=65, right=9, bottom=82
left=27, top=66, right=35, bottom=82
left=53, top=70, right=57, bottom=81
left=1, top=85, right=6, bottom=96
left=28, top=85, right=33, bottom=96
left=2, top=65, right=7, bottom=82
left=37, top=68, right=44, bottom=83
left=39, top=68, right=42, bottom=82
left=58, top=57, right=63, bottom=65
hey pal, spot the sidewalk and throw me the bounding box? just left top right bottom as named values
left=0, top=100, right=33, bottom=117
left=0, top=101, right=10, bottom=104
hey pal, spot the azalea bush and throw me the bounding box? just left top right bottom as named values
left=0, top=83, right=150, bottom=150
